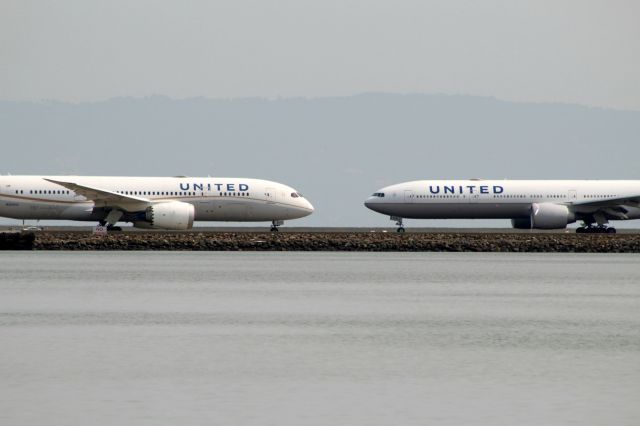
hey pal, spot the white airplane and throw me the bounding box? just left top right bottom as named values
left=365, top=179, right=640, bottom=233
left=0, top=175, right=314, bottom=231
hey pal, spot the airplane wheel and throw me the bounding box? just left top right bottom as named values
left=606, top=227, right=617, bottom=234
left=397, top=227, right=405, bottom=233
left=270, top=227, right=279, bottom=232
left=576, top=227, right=585, bottom=234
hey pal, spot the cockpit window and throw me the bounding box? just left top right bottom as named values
left=372, top=192, right=385, bottom=197
left=291, top=192, right=299, bottom=198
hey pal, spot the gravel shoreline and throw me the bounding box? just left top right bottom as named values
left=2, top=231, right=640, bottom=252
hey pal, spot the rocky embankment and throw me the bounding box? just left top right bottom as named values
left=0, top=232, right=36, bottom=250
left=2, top=231, right=640, bottom=252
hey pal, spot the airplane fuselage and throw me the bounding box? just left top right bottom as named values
left=365, top=180, right=640, bottom=230
left=0, top=176, right=314, bottom=226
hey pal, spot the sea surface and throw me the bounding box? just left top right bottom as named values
left=1, top=252, right=639, bottom=426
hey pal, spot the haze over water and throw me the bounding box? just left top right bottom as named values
left=1, top=252, right=639, bottom=425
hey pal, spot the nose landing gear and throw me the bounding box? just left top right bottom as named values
left=391, top=216, right=405, bottom=233
left=270, top=220, right=284, bottom=232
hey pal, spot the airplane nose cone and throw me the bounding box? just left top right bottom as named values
left=304, top=199, right=315, bottom=215
left=364, top=197, right=376, bottom=210
left=294, top=198, right=314, bottom=218
left=365, top=195, right=386, bottom=214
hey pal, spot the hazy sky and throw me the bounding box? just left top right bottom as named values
left=1, top=0, right=639, bottom=110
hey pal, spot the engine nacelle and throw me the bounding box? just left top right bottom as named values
left=511, top=203, right=575, bottom=230
left=134, top=201, right=194, bottom=230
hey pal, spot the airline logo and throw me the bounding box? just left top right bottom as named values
left=427, top=184, right=504, bottom=195
left=179, top=182, right=250, bottom=192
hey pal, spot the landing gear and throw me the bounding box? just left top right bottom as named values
left=391, top=216, right=405, bottom=233
left=99, top=209, right=124, bottom=232
left=576, top=224, right=616, bottom=234
left=97, top=222, right=122, bottom=232
left=270, top=220, right=284, bottom=232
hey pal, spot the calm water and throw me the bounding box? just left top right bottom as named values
left=1, top=252, right=639, bottom=425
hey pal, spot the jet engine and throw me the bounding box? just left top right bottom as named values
left=133, top=201, right=195, bottom=230
left=511, top=203, right=575, bottom=230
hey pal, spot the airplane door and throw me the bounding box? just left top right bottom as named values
left=404, top=190, right=414, bottom=203
left=1, top=182, right=12, bottom=195
left=568, top=189, right=577, bottom=201
left=265, top=187, right=276, bottom=203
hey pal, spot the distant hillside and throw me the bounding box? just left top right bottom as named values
left=1, top=94, right=639, bottom=227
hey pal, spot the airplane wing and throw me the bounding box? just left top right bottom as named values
left=570, top=195, right=640, bottom=221
left=572, top=195, right=640, bottom=208
left=44, top=178, right=150, bottom=208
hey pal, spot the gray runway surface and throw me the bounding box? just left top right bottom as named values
left=3, top=226, right=640, bottom=234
